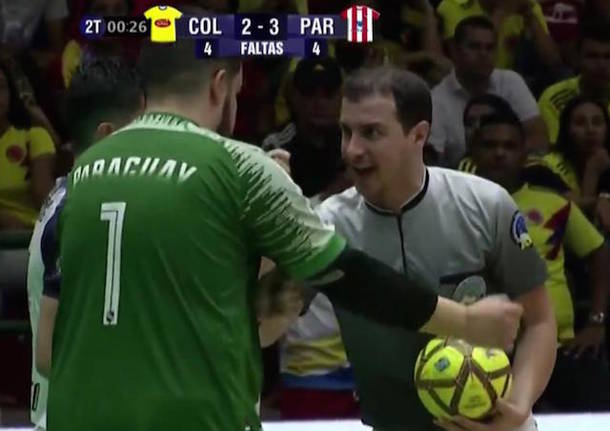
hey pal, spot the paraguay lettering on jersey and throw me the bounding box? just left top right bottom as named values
left=72, top=157, right=197, bottom=187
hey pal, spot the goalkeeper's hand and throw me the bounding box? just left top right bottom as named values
left=256, top=261, right=307, bottom=347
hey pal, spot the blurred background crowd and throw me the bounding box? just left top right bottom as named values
left=1, top=0, right=610, bottom=426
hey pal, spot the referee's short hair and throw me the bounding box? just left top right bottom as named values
left=343, top=65, right=432, bottom=132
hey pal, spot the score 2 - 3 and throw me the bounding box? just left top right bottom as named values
left=236, top=14, right=286, bottom=40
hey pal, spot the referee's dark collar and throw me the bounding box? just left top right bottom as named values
left=365, top=168, right=430, bottom=216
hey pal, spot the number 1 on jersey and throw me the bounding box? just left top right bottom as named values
left=100, top=202, right=126, bottom=326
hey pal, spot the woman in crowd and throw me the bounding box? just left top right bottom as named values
left=537, top=96, right=610, bottom=232
left=0, top=63, right=55, bottom=230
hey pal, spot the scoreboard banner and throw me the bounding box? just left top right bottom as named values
left=79, top=4, right=380, bottom=59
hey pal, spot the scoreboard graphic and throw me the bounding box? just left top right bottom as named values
left=79, top=4, right=380, bottom=59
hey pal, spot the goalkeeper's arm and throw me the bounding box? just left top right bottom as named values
left=303, top=246, right=523, bottom=349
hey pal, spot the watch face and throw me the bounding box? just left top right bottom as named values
left=590, top=312, right=606, bottom=324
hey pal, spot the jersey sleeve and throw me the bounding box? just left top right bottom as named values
left=41, top=192, right=66, bottom=299
left=228, top=141, right=346, bottom=280
left=531, top=3, right=550, bottom=33
left=503, top=71, right=539, bottom=121
left=538, top=89, right=559, bottom=143
left=436, top=0, right=460, bottom=39
left=457, top=157, right=477, bottom=174
left=62, top=39, right=83, bottom=89
left=144, top=7, right=155, bottom=19
left=489, top=187, right=547, bottom=298
left=564, top=201, right=604, bottom=258
left=522, top=162, right=570, bottom=194
left=170, top=7, right=183, bottom=19
left=28, top=127, right=56, bottom=158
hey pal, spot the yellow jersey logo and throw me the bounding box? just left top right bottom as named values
left=144, top=6, right=182, bottom=43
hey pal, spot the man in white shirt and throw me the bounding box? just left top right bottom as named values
left=429, top=15, right=548, bottom=167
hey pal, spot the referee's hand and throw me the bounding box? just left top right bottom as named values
left=464, top=297, right=523, bottom=350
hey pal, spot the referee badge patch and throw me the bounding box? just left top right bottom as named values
left=510, top=211, right=533, bottom=250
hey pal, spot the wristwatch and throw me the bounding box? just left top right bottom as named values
left=599, top=192, right=610, bottom=200
left=589, top=311, right=607, bottom=326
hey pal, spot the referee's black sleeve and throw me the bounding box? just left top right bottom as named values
left=305, top=246, right=439, bottom=331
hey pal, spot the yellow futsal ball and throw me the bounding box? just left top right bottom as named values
left=414, top=338, right=512, bottom=420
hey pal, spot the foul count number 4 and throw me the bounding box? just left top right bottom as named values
left=202, top=41, right=213, bottom=57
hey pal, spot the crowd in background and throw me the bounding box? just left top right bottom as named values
left=1, top=0, right=610, bottom=425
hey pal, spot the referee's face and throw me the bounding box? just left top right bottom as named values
left=340, top=94, right=424, bottom=204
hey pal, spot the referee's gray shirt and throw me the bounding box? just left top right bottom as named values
left=317, top=167, right=547, bottom=431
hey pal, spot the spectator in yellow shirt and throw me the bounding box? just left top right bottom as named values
left=527, top=97, right=610, bottom=235
left=437, top=0, right=560, bottom=70
left=538, top=25, right=610, bottom=143
left=472, top=111, right=610, bottom=412
left=0, top=64, right=55, bottom=230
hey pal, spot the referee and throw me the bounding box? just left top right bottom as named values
left=317, top=66, right=556, bottom=431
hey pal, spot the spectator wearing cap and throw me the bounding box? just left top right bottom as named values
left=428, top=16, right=548, bottom=168
left=262, top=58, right=350, bottom=200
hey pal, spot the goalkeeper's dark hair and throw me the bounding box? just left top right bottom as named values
left=138, top=37, right=241, bottom=102
left=64, top=59, right=143, bottom=151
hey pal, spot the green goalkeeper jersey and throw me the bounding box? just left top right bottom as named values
left=47, top=113, right=345, bottom=431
